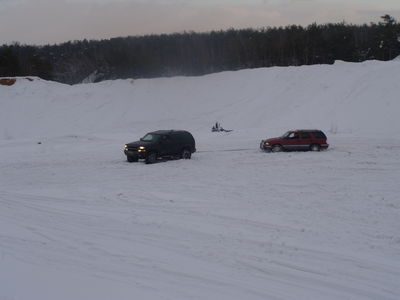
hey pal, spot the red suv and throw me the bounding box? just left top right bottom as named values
left=260, top=129, right=329, bottom=152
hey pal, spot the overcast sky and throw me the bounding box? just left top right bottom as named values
left=1, top=0, right=399, bottom=45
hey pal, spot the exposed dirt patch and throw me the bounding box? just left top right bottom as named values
left=0, top=78, right=16, bottom=86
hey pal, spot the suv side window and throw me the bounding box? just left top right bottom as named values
left=161, top=135, right=171, bottom=142
left=313, top=131, right=326, bottom=139
left=301, top=132, right=311, bottom=139
left=170, top=133, right=182, bottom=143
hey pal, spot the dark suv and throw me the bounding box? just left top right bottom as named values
left=124, top=130, right=196, bottom=164
left=260, top=129, right=329, bottom=152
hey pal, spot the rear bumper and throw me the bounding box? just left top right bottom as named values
left=321, top=144, right=329, bottom=150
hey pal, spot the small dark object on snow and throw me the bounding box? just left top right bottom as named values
left=212, top=122, right=233, bottom=132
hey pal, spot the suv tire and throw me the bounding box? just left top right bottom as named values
left=181, top=148, right=192, bottom=159
left=271, top=144, right=283, bottom=152
left=145, top=152, right=157, bottom=164
left=310, top=144, right=321, bottom=151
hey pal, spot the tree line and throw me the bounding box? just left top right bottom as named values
left=1, top=15, right=399, bottom=84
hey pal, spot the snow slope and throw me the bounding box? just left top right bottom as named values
left=1, top=60, right=400, bottom=300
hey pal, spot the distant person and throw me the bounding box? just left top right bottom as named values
left=212, top=122, right=221, bottom=132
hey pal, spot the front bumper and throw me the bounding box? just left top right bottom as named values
left=124, top=149, right=147, bottom=159
left=260, top=140, right=271, bottom=151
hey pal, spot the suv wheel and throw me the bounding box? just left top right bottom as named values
left=271, top=145, right=283, bottom=152
left=310, top=144, right=321, bottom=151
left=181, top=149, right=191, bottom=159
left=145, top=152, right=157, bottom=164
left=127, top=155, right=138, bottom=162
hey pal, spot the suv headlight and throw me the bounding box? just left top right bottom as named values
left=138, top=146, right=146, bottom=152
left=124, top=144, right=128, bottom=151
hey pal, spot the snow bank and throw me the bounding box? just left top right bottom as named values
left=1, top=60, right=399, bottom=142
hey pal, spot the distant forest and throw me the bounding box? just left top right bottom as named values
left=1, top=15, right=399, bottom=84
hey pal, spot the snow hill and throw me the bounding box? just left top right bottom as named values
left=1, top=60, right=400, bottom=300
left=1, top=59, right=400, bottom=141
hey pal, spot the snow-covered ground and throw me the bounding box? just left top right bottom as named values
left=1, top=60, right=400, bottom=300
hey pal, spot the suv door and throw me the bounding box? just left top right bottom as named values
left=169, top=133, right=184, bottom=155
left=159, top=134, right=175, bottom=156
left=299, top=132, right=312, bottom=150
left=283, top=131, right=301, bottom=150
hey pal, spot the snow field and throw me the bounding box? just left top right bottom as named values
left=1, top=60, right=400, bottom=299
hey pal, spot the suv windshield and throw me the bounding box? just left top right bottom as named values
left=281, top=131, right=292, bottom=138
left=141, top=133, right=160, bottom=142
